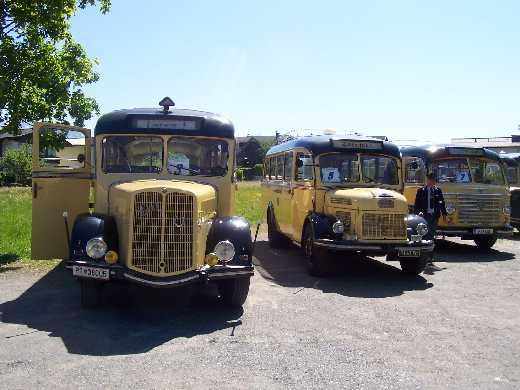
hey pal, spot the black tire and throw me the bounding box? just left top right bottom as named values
left=400, top=255, right=428, bottom=275
left=474, top=235, right=497, bottom=250
left=267, top=209, right=288, bottom=249
left=218, top=277, right=250, bottom=307
left=80, top=279, right=103, bottom=308
left=302, top=224, right=330, bottom=277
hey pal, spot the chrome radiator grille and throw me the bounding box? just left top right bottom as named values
left=131, top=191, right=194, bottom=275
left=443, top=192, right=504, bottom=226
left=362, top=213, right=406, bottom=240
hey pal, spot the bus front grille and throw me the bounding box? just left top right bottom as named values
left=362, top=213, right=406, bottom=240
left=131, top=191, right=194, bottom=275
left=443, top=192, right=504, bottom=226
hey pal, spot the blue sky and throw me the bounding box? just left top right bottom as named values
left=72, top=0, right=520, bottom=142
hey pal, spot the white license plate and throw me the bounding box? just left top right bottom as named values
left=73, top=265, right=109, bottom=281
left=398, top=248, right=421, bottom=258
left=473, top=228, right=493, bottom=235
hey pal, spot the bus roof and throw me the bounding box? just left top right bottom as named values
left=499, top=153, right=520, bottom=166
left=266, top=135, right=401, bottom=158
left=400, top=144, right=502, bottom=162
left=94, top=108, right=235, bottom=139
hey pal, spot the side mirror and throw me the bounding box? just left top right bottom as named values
left=77, top=153, right=85, bottom=164
left=296, top=159, right=304, bottom=168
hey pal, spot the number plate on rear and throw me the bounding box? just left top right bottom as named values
left=473, top=228, right=493, bottom=235
left=73, top=265, right=109, bottom=280
left=398, top=248, right=421, bottom=258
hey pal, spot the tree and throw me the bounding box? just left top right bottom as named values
left=0, top=0, right=111, bottom=135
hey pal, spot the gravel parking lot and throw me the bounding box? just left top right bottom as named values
left=1, top=235, right=519, bottom=389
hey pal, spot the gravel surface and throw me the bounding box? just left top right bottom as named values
left=1, top=235, right=519, bottom=389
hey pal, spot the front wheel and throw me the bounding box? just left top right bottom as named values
left=218, top=278, right=251, bottom=307
left=80, top=279, right=103, bottom=308
left=302, top=224, right=330, bottom=277
left=474, top=235, right=497, bottom=250
left=400, top=255, right=428, bottom=276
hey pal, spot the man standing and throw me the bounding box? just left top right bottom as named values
left=414, top=173, right=447, bottom=268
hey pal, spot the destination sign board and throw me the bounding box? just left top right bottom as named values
left=134, top=119, right=199, bottom=130
left=331, top=139, right=383, bottom=150
left=446, top=147, right=485, bottom=156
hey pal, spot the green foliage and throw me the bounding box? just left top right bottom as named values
left=0, top=144, right=32, bottom=185
left=252, top=163, right=263, bottom=177
left=0, top=1, right=111, bottom=135
left=236, top=168, right=245, bottom=181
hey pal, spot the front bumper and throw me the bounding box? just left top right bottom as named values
left=436, top=225, right=514, bottom=238
left=66, top=260, right=254, bottom=288
left=313, top=238, right=434, bottom=258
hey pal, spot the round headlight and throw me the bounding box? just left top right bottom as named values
left=416, top=222, right=429, bottom=237
left=446, top=204, right=456, bottom=215
left=86, top=237, right=108, bottom=259
left=332, top=220, right=344, bottom=234
left=214, top=240, right=235, bottom=263
left=503, top=205, right=511, bottom=214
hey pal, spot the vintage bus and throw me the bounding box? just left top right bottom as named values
left=262, top=136, right=434, bottom=276
left=500, top=153, right=520, bottom=229
left=31, top=98, right=254, bottom=307
left=401, top=145, right=513, bottom=249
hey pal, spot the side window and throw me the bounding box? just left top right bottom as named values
left=405, top=157, right=425, bottom=184
left=276, top=155, right=284, bottom=179
left=264, top=158, right=270, bottom=180
left=269, top=157, right=276, bottom=179
left=296, top=153, right=314, bottom=181
left=284, top=152, right=293, bottom=182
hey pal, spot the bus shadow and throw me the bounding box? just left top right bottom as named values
left=0, top=265, right=243, bottom=356
left=253, top=241, right=432, bottom=298
left=433, top=239, right=515, bottom=263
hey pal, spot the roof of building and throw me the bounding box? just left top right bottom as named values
left=266, top=135, right=401, bottom=158
left=0, top=128, right=33, bottom=140
left=94, top=108, right=235, bottom=139
left=400, top=144, right=502, bottom=162
left=500, top=152, right=520, bottom=164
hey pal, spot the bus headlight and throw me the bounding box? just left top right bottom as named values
left=86, top=237, right=108, bottom=259
left=446, top=204, right=456, bottom=215
left=416, top=223, right=429, bottom=237
left=332, top=220, right=344, bottom=234
left=214, top=240, right=235, bottom=263
left=503, top=205, right=511, bottom=215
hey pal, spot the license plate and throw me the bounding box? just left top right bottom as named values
left=398, top=248, right=421, bottom=258
left=73, top=265, right=109, bottom=281
left=473, top=228, right=493, bottom=235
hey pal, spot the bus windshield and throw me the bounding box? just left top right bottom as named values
left=319, top=153, right=399, bottom=185
left=167, top=137, right=229, bottom=176
left=469, top=158, right=505, bottom=185
left=432, top=158, right=471, bottom=183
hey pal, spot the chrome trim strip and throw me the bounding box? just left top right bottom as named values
left=314, top=241, right=382, bottom=250
left=123, top=273, right=199, bottom=286
left=208, top=270, right=254, bottom=278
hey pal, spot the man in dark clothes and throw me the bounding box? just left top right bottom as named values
left=414, top=173, right=448, bottom=268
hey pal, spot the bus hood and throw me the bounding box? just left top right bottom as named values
left=325, top=187, right=408, bottom=212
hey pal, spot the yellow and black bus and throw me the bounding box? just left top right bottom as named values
left=401, top=145, right=513, bottom=249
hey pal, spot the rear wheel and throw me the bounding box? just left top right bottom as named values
left=302, top=224, right=330, bottom=277
left=474, top=235, right=497, bottom=250
left=218, top=278, right=250, bottom=307
left=80, top=279, right=103, bottom=308
left=400, top=255, right=428, bottom=275
left=267, top=209, right=288, bottom=249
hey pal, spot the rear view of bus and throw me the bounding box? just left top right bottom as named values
left=401, top=145, right=513, bottom=249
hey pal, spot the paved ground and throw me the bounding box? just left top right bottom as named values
left=1, top=235, right=520, bottom=389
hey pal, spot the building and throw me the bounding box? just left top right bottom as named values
left=451, top=135, right=520, bottom=154
left=0, top=128, right=33, bottom=157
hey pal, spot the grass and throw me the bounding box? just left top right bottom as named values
left=236, top=182, right=264, bottom=226
left=0, top=183, right=265, bottom=272
left=0, top=187, right=59, bottom=271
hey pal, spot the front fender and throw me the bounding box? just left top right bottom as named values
left=405, top=213, right=428, bottom=238
left=307, top=212, right=342, bottom=241
left=70, top=213, right=118, bottom=261
left=206, top=216, right=252, bottom=265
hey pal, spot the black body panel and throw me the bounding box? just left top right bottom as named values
left=70, top=213, right=118, bottom=261
left=266, top=135, right=401, bottom=158
left=400, top=144, right=502, bottom=163
left=307, top=212, right=343, bottom=241
left=94, top=108, right=234, bottom=139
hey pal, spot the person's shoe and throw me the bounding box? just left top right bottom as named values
left=426, top=262, right=442, bottom=271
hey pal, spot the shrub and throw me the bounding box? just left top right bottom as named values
left=236, top=168, right=245, bottom=181
left=0, top=145, right=32, bottom=186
